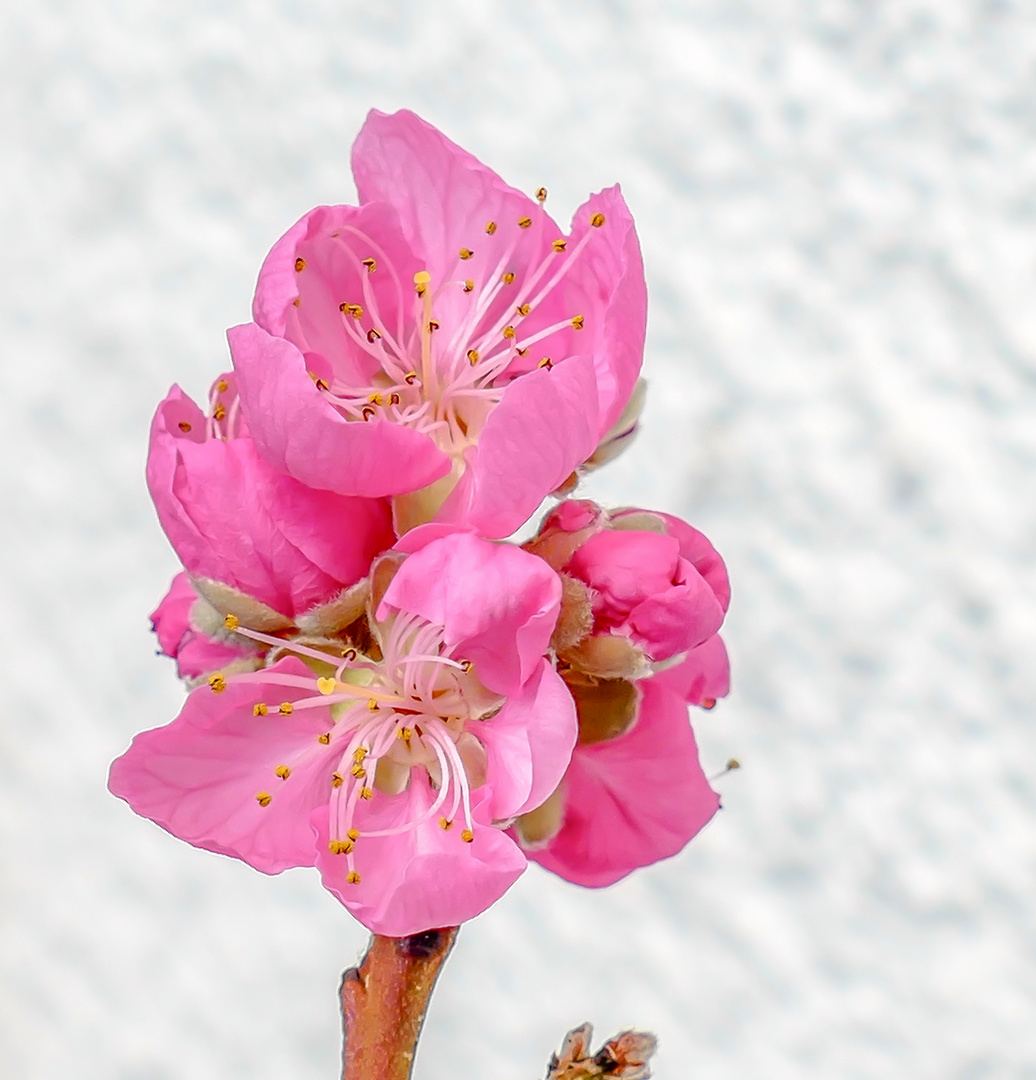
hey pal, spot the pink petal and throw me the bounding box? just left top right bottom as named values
left=108, top=658, right=337, bottom=874
left=564, top=186, right=646, bottom=435
left=438, top=353, right=600, bottom=538
left=652, top=512, right=731, bottom=612
left=381, top=532, right=561, bottom=696
left=569, top=530, right=682, bottom=613
left=228, top=321, right=450, bottom=498
left=252, top=202, right=422, bottom=388
left=149, top=572, right=197, bottom=658
left=626, top=572, right=726, bottom=660
left=476, top=660, right=578, bottom=820
left=351, top=110, right=564, bottom=298
left=313, top=786, right=526, bottom=936
left=527, top=679, right=720, bottom=887
left=650, top=634, right=731, bottom=706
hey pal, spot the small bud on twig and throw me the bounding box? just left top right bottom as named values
left=545, top=1022, right=657, bottom=1079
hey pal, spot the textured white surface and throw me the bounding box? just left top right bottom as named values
left=3, top=1, right=1036, bottom=1077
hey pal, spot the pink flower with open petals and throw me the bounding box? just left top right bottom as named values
left=228, top=109, right=646, bottom=537
left=110, top=531, right=577, bottom=936
left=148, top=372, right=394, bottom=622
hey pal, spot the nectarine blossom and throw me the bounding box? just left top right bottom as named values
left=228, top=110, right=646, bottom=537
left=110, top=531, right=577, bottom=936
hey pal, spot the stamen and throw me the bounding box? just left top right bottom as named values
left=253, top=703, right=268, bottom=716
left=467, top=350, right=479, bottom=365
left=501, top=272, right=515, bottom=285
left=178, top=420, right=192, bottom=432
left=366, top=328, right=382, bottom=343
left=439, top=817, right=453, bottom=830
left=332, top=772, right=344, bottom=787
left=463, top=279, right=474, bottom=293
left=461, top=829, right=474, bottom=843
left=590, top=212, right=606, bottom=227
left=517, top=216, right=532, bottom=229
left=217, top=380, right=229, bottom=392
left=318, top=732, right=331, bottom=744
left=536, top=187, right=548, bottom=202
left=279, top=702, right=294, bottom=716
left=224, top=614, right=239, bottom=630
left=256, top=792, right=272, bottom=807
left=274, top=765, right=290, bottom=780
left=538, top=357, right=553, bottom=370
left=346, top=871, right=361, bottom=884
left=459, top=248, right=474, bottom=260
left=552, top=239, right=567, bottom=252
left=516, top=303, right=531, bottom=316
left=208, top=674, right=227, bottom=694
left=484, top=221, right=497, bottom=235
left=213, top=403, right=226, bottom=422
left=294, top=258, right=306, bottom=272
left=362, top=257, right=377, bottom=273
left=571, top=314, right=584, bottom=329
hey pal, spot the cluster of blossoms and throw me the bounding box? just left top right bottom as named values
left=109, top=110, right=730, bottom=936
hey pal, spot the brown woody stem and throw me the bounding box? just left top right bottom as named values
left=339, top=927, right=459, bottom=1080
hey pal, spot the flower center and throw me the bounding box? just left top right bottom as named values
left=212, top=610, right=496, bottom=884
left=304, top=212, right=607, bottom=459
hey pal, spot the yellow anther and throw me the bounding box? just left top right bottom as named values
left=590, top=212, right=606, bottom=227
left=294, top=257, right=306, bottom=272
left=331, top=772, right=344, bottom=788
left=314, top=377, right=329, bottom=391
left=274, top=765, right=290, bottom=780
left=413, top=270, right=432, bottom=294
left=368, top=392, right=384, bottom=406
left=316, top=676, right=336, bottom=695
left=503, top=326, right=516, bottom=339
left=484, top=221, right=497, bottom=235
left=317, top=732, right=331, bottom=744
left=439, top=817, right=453, bottom=830
left=256, top=791, right=271, bottom=807
left=177, top=420, right=192, bottom=432
left=571, top=314, right=584, bottom=330
left=362, top=257, right=377, bottom=272
left=279, top=702, right=294, bottom=716
left=346, top=871, right=361, bottom=884
left=328, top=839, right=353, bottom=854
left=351, top=764, right=366, bottom=778
left=253, top=703, right=268, bottom=716
left=459, top=248, right=474, bottom=260
left=428, top=319, right=440, bottom=332
left=726, top=758, right=740, bottom=770
left=341, top=648, right=357, bottom=662
left=366, top=328, right=382, bottom=343
left=501, top=271, right=515, bottom=284
left=404, top=371, right=418, bottom=385
left=224, top=614, right=239, bottom=631
left=208, top=674, right=227, bottom=694
left=367, top=698, right=379, bottom=711
left=353, top=747, right=368, bottom=763
left=212, top=403, right=227, bottom=422
left=339, top=303, right=363, bottom=319
left=361, top=406, right=376, bottom=421
left=467, top=349, right=479, bottom=365
left=359, top=786, right=373, bottom=800
left=703, top=698, right=717, bottom=710
left=552, top=238, right=567, bottom=252
left=538, top=357, right=553, bottom=370
left=460, top=659, right=473, bottom=673
left=396, top=726, right=413, bottom=745
left=536, top=187, right=548, bottom=202
left=518, top=216, right=532, bottom=229
left=463, top=279, right=474, bottom=293
left=516, top=347, right=529, bottom=356
left=461, top=829, right=474, bottom=843
left=516, top=303, right=531, bottom=316
left=348, top=828, right=360, bottom=840
left=217, top=379, right=229, bottom=392
left=293, top=297, right=301, bottom=307
left=388, top=392, right=401, bottom=405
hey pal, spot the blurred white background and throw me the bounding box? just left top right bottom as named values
left=2, top=1, right=1035, bottom=1077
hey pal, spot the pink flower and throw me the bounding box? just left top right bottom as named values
left=515, top=638, right=730, bottom=887
left=109, top=531, right=577, bottom=936
left=147, top=373, right=394, bottom=622
left=228, top=109, right=647, bottom=537
left=525, top=500, right=729, bottom=680
left=150, top=572, right=255, bottom=681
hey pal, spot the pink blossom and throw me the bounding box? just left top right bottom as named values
left=525, top=500, right=729, bottom=679
left=147, top=373, right=394, bottom=621
left=228, top=109, right=647, bottom=537
left=150, top=573, right=254, bottom=681
left=110, top=532, right=577, bottom=936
